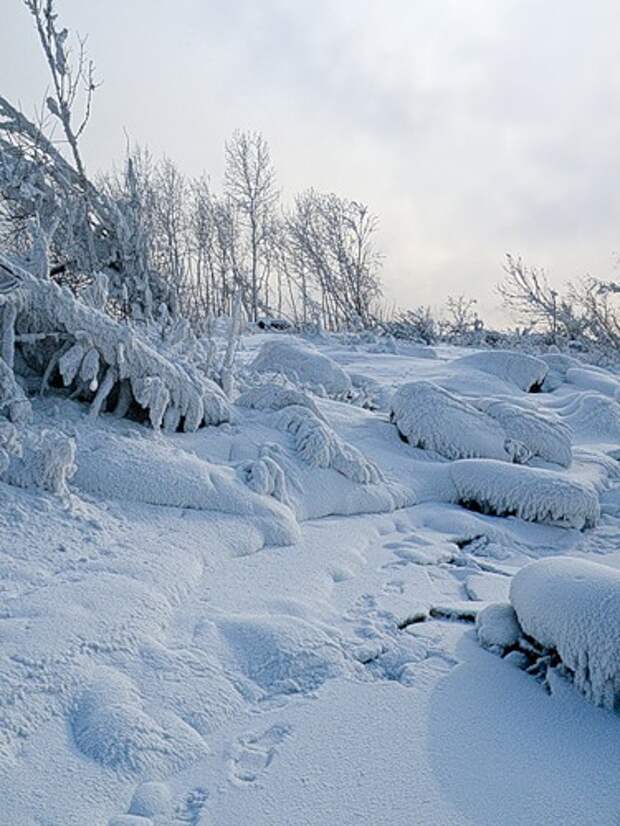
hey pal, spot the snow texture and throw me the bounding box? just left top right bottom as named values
left=449, top=459, right=599, bottom=529
left=452, top=349, right=548, bottom=392
left=251, top=339, right=352, bottom=397
left=510, top=557, right=620, bottom=710
left=390, top=381, right=514, bottom=462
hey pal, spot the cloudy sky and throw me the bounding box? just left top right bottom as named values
left=2, top=0, right=619, bottom=322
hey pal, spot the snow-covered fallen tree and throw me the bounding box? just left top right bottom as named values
left=251, top=339, right=352, bottom=397
left=449, top=459, right=599, bottom=529
left=452, top=350, right=548, bottom=392
left=510, top=557, right=620, bottom=710
left=473, top=399, right=573, bottom=467
left=390, top=381, right=520, bottom=462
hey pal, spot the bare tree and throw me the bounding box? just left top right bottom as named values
left=224, top=131, right=278, bottom=321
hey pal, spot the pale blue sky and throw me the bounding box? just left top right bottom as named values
left=2, top=0, right=619, bottom=322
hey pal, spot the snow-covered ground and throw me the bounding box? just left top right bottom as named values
left=2, top=332, right=620, bottom=825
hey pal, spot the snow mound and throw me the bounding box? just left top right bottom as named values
left=70, top=669, right=207, bottom=776
left=510, top=557, right=620, bottom=710
left=540, top=353, right=583, bottom=390
left=452, top=350, right=548, bottom=392
left=236, top=382, right=323, bottom=418
left=217, top=614, right=348, bottom=696
left=476, top=603, right=522, bottom=652
left=390, top=381, right=514, bottom=462
left=277, top=405, right=383, bottom=484
left=566, top=367, right=620, bottom=399
left=251, top=339, right=352, bottom=397
left=450, top=459, right=599, bottom=529
left=474, top=399, right=573, bottom=467
left=555, top=392, right=620, bottom=442
left=73, top=430, right=300, bottom=546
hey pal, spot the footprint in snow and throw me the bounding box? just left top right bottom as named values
left=230, top=723, right=292, bottom=783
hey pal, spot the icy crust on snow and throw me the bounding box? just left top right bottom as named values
left=236, top=382, right=324, bottom=419
left=474, top=399, right=573, bottom=467
left=390, top=381, right=513, bottom=462
left=251, top=339, right=352, bottom=397
left=73, top=430, right=300, bottom=546
left=510, top=557, right=620, bottom=710
left=449, top=459, right=599, bottom=529
left=452, top=349, right=548, bottom=392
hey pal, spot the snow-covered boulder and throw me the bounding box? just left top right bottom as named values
left=251, top=339, right=352, bottom=397
left=540, top=353, right=583, bottom=391
left=390, top=381, right=515, bottom=462
left=565, top=367, right=620, bottom=399
left=555, top=392, right=620, bottom=442
left=449, top=459, right=599, bottom=529
left=474, top=399, right=573, bottom=467
left=452, top=350, right=548, bottom=392
left=476, top=603, right=522, bottom=653
left=510, top=557, right=620, bottom=710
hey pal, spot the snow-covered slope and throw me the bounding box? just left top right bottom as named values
left=2, top=333, right=620, bottom=826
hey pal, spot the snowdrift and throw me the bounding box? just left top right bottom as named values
left=449, top=459, right=599, bottom=529
left=510, top=557, right=620, bottom=710
left=236, top=382, right=324, bottom=418
left=73, top=430, right=300, bottom=546
left=452, top=350, right=548, bottom=392
left=390, top=381, right=513, bottom=462
left=251, top=339, right=352, bottom=397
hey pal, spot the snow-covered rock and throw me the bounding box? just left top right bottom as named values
left=510, top=557, right=620, bottom=710
left=452, top=350, right=548, bottom=392
left=390, top=381, right=515, bottom=462
left=476, top=603, right=522, bottom=652
left=449, top=459, right=599, bottom=529
left=251, top=339, right=352, bottom=397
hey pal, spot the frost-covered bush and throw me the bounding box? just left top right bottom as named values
left=473, top=399, right=573, bottom=467
left=452, top=350, right=548, bottom=392
left=510, top=557, right=620, bottom=710
left=450, top=459, right=599, bottom=529
left=251, top=339, right=352, bottom=397
left=277, top=405, right=382, bottom=484
left=236, top=382, right=324, bottom=419
left=1, top=252, right=230, bottom=432
left=390, top=381, right=517, bottom=462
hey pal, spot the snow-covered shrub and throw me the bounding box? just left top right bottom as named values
left=277, top=405, right=383, bottom=484
left=236, top=449, right=291, bottom=507
left=2, top=253, right=230, bottom=432
left=510, top=557, right=620, bottom=710
left=251, top=339, right=352, bottom=397
left=390, top=381, right=517, bottom=462
left=236, top=382, right=324, bottom=419
left=0, top=426, right=76, bottom=496
left=452, top=350, right=548, bottom=392
left=449, top=459, right=599, bottom=529
left=476, top=603, right=522, bottom=653
left=473, top=399, right=573, bottom=467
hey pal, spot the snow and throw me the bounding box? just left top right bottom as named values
left=2, top=332, right=620, bottom=825
left=449, top=459, right=599, bottom=529
left=510, top=557, right=620, bottom=710
left=251, top=337, right=353, bottom=397
left=390, top=380, right=513, bottom=461
left=452, top=349, right=548, bottom=392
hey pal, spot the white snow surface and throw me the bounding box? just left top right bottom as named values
left=2, top=334, right=620, bottom=826
left=510, top=557, right=620, bottom=710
